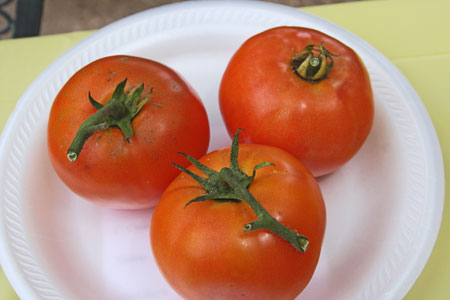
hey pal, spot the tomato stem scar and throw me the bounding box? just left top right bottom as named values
left=66, top=78, right=152, bottom=162
left=291, top=42, right=339, bottom=82
left=172, top=129, right=309, bottom=253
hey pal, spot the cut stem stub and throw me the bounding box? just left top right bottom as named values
left=172, top=129, right=309, bottom=253
left=66, top=78, right=151, bottom=162
left=291, top=42, right=339, bottom=82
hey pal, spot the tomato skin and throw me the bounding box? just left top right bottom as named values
left=47, top=55, right=210, bottom=209
left=219, top=26, right=374, bottom=176
left=151, top=144, right=326, bottom=300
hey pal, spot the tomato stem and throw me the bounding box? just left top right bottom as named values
left=66, top=78, right=151, bottom=162
left=172, top=129, right=309, bottom=253
left=219, top=167, right=309, bottom=252
left=291, top=42, right=339, bottom=82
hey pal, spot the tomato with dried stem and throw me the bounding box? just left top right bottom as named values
left=151, top=130, right=326, bottom=300
left=219, top=26, right=374, bottom=176
left=47, top=55, right=210, bottom=209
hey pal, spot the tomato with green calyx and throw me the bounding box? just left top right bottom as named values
left=219, top=26, right=374, bottom=176
left=47, top=55, right=210, bottom=209
left=151, top=130, right=326, bottom=300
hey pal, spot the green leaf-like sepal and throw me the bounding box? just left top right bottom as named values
left=67, top=78, right=152, bottom=162
left=173, top=129, right=310, bottom=253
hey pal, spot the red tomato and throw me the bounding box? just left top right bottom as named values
left=219, top=26, right=374, bottom=176
left=47, top=55, right=210, bottom=209
left=151, top=138, right=326, bottom=300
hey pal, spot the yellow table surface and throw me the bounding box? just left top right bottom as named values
left=0, top=0, right=448, bottom=299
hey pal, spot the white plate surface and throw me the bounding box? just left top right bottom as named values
left=0, top=1, right=445, bottom=300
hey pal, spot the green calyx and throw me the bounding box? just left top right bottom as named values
left=67, top=78, right=151, bottom=162
left=291, top=42, right=339, bottom=82
left=172, top=129, right=309, bottom=253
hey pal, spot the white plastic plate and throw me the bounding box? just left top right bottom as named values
left=0, top=1, right=444, bottom=300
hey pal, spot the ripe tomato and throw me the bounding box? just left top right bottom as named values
left=219, top=26, right=374, bottom=176
left=151, top=132, right=326, bottom=300
left=47, top=55, right=210, bottom=209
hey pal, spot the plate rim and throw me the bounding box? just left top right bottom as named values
left=0, top=1, right=445, bottom=299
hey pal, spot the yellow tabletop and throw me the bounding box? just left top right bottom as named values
left=0, top=0, right=448, bottom=299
